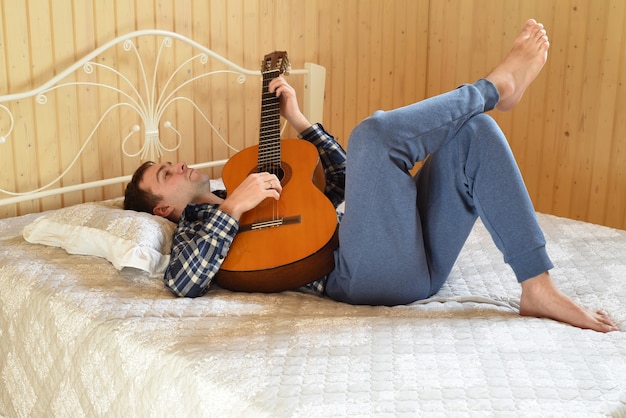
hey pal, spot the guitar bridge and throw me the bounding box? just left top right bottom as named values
left=239, top=215, right=302, bottom=233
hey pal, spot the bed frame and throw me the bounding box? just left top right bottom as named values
left=0, top=29, right=325, bottom=215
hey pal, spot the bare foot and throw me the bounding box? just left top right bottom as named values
left=519, top=272, right=619, bottom=332
left=486, top=19, right=550, bottom=111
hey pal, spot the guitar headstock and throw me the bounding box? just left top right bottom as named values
left=261, top=51, right=291, bottom=76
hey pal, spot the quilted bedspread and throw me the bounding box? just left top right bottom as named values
left=1, top=212, right=625, bottom=417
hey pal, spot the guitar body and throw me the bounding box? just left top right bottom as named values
left=216, top=139, right=339, bottom=292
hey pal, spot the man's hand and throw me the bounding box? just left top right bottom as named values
left=268, top=77, right=313, bottom=133
left=218, top=172, right=282, bottom=220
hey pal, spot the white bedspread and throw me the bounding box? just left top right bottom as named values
left=1, top=213, right=625, bottom=417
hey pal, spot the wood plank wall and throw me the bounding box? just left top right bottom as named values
left=0, top=0, right=624, bottom=230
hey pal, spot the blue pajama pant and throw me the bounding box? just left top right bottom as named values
left=325, top=79, right=553, bottom=306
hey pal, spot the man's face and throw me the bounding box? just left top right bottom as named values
left=141, top=161, right=211, bottom=218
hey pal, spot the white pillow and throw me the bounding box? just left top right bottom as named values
left=23, top=199, right=176, bottom=275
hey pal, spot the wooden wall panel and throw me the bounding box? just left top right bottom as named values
left=0, top=0, right=624, bottom=230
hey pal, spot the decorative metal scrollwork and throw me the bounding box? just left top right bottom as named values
left=0, top=32, right=248, bottom=196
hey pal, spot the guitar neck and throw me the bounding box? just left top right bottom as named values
left=259, top=69, right=281, bottom=171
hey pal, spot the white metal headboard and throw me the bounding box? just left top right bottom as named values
left=0, top=29, right=326, bottom=209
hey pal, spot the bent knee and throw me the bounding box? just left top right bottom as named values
left=467, top=113, right=503, bottom=138
left=348, top=111, right=390, bottom=152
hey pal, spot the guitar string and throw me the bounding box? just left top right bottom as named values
left=259, top=69, right=281, bottom=224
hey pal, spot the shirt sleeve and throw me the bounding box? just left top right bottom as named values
left=164, top=203, right=239, bottom=297
left=299, top=123, right=346, bottom=208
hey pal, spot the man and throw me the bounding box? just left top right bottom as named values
left=125, top=19, right=618, bottom=333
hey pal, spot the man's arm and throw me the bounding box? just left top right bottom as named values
left=299, top=124, right=346, bottom=208
left=164, top=204, right=238, bottom=297
left=269, top=77, right=347, bottom=206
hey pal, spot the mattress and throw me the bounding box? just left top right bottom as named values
left=1, top=212, right=625, bottom=417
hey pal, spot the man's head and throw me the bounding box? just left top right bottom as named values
left=124, top=160, right=211, bottom=222
left=124, top=161, right=161, bottom=214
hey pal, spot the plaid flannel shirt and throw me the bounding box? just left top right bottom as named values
left=164, top=123, right=346, bottom=297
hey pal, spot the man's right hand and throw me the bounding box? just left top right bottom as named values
left=218, top=172, right=282, bottom=220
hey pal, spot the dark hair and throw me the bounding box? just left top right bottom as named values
left=123, top=161, right=162, bottom=214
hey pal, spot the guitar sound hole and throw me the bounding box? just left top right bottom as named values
left=252, top=162, right=292, bottom=185
left=264, top=165, right=284, bottom=180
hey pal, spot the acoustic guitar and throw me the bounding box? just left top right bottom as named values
left=216, top=51, right=339, bottom=292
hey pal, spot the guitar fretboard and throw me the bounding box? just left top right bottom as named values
left=258, top=69, right=281, bottom=172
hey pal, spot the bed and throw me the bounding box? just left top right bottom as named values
left=1, top=30, right=625, bottom=417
